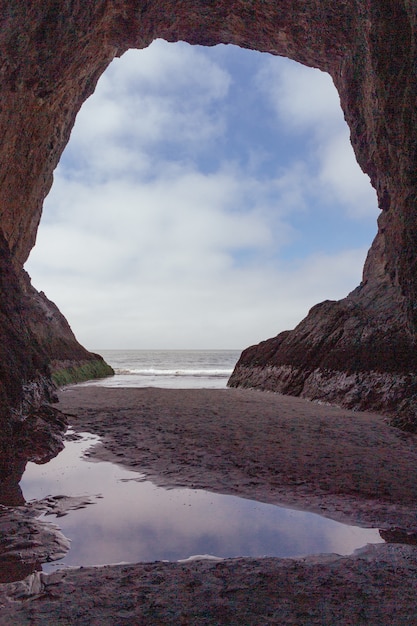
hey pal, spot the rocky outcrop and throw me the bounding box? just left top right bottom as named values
left=228, top=295, right=417, bottom=422
left=0, top=0, right=416, bottom=475
left=0, top=226, right=111, bottom=479
left=19, top=270, right=114, bottom=387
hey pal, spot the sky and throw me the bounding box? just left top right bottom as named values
left=25, top=40, right=379, bottom=351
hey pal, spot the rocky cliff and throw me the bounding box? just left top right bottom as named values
left=0, top=223, right=112, bottom=483
left=0, top=0, right=417, bottom=479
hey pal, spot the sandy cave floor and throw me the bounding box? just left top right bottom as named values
left=1, top=386, right=417, bottom=624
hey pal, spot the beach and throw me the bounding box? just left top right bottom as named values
left=2, top=386, right=417, bottom=623
left=58, top=386, right=417, bottom=527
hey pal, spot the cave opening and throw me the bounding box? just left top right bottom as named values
left=25, top=40, right=378, bottom=353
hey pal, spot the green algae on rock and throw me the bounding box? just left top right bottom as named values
left=50, top=358, right=114, bottom=388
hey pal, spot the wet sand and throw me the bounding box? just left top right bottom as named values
left=59, top=386, right=417, bottom=528
left=2, top=386, right=417, bottom=624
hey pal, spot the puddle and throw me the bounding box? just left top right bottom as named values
left=19, top=431, right=384, bottom=573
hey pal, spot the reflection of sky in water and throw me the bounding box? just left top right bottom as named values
left=20, top=432, right=383, bottom=571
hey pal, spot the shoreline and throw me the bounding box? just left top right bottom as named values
left=2, top=385, right=417, bottom=624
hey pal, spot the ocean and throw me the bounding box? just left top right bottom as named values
left=82, top=349, right=242, bottom=389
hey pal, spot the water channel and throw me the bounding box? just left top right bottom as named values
left=17, top=430, right=384, bottom=574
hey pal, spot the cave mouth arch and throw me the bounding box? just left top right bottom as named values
left=25, top=40, right=378, bottom=352
left=1, top=1, right=416, bottom=443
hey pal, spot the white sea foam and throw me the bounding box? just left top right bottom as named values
left=116, top=368, right=233, bottom=377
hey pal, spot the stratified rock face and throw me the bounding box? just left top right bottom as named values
left=0, top=0, right=416, bottom=473
left=228, top=295, right=417, bottom=419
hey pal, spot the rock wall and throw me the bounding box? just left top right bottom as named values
left=228, top=293, right=417, bottom=426
left=0, top=0, right=416, bottom=478
left=0, top=230, right=68, bottom=484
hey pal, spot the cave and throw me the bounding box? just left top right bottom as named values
left=1, top=0, right=417, bottom=481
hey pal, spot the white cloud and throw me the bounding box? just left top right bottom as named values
left=27, top=43, right=375, bottom=350
left=30, top=158, right=368, bottom=349
left=28, top=230, right=367, bottom=349
left=67, top=41, right=231, bottom=183
left=317, top=130, right=377, bottom=218
left=258, top=60, right=342, bottom=131
left=257, top=57, right=378, bottom=219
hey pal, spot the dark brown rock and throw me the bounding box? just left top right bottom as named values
left=0, top=227, right=111, bottom=478
left=228, top=291, right=417, bottom=419
left=0, top=0, right=416, bottom=462
left=19, top=270, right=114, bottom=387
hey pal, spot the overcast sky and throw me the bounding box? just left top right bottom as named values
left=25, top=40, right=378, bottom=351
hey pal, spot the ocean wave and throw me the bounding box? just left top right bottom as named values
left=115, top=368, right=232, bottom=378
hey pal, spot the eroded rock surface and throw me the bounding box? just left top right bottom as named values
left=0, top=494, right=97, bottom=583
left=228, top=287, right=417, bottom=425
left=0, top=228, right=110, bottom=477
left=1, top=546, right=417, bottom=625
left=0, top=0, right=417, bottom=468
